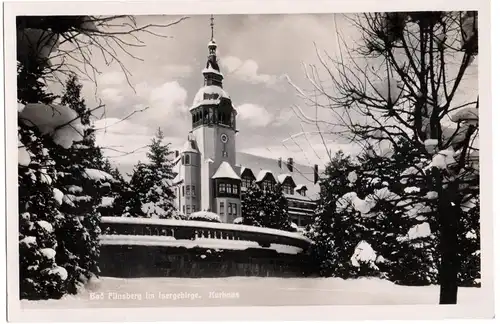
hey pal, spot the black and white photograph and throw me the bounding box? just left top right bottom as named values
left=5, top=0, right=494, bottom=321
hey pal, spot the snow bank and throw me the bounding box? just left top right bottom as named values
left=19, top=103, right=86, bottom=149
left=20, top=276, right=484, bottom=308
left=233, top=217, right=243, bottom=224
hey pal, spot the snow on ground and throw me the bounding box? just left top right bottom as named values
left=21, top=277, right=483, bottom=308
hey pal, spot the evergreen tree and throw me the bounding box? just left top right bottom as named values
left=241, top=183, right=264, bottom=226
left=49, top=74, right=107, bottom=294
left=18, top=63, right=66, bottom=299
left=260, top=183, right=292, bottom=231
left=241, top=182, right=292, bottom=231
left=306, top=151, right=364, bottom=277
left=98, top=158, right=129, bottom=216
left=124, top=128, right=177, bottom=218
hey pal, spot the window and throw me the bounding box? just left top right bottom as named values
left=219, top=183, right=225, bottom=193
left=192, top=204, right=196, bottom=212
left=191, top=185, right=196, bottom=197
left=182, top=205, right=185, bottom=214
left=283, top=184, right=293, bottom=195
left=186, top=185, right=191, bottom=196
left=186, top=205, right=191, bottom=215
left=232, top=184, right=238, bottom=194
left=182, top=186, right=185, bottom=197
left=219, top=201, right=225, bottom=216
left=181, top=155, right=185, bottom=165
left=242, top=177, right=253, bottom=188
left=225, top=183, right=231, bottom=193
left=227, top=203, right=237, bottom=216
left=299, top=189, right=306, bottom=196
left=223, top=151, right=228, bottom=157
left=263, top=180, right=273, bottom=191
left=185, top=154, right=190, bottom=165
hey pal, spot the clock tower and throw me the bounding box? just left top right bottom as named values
left=189, top=15, right=241, bottom=218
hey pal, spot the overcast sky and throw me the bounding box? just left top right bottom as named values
left=66, top=13, right=477, bottom=175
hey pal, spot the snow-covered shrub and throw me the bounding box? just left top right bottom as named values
left=187, top=211, right=222, bottom=223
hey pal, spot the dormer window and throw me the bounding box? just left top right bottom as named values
left=262, top=179, right=273, bottom=191
left=242, top=177, right=253, bottom=188
left=283, top=183, right=294, bottom=195
left=298, top=189, right=306, bottom=196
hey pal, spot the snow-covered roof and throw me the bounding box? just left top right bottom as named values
left=191, top=85, right=230, bottom=110
left=295, top=184, right=308, bottom=191
left=255, top=170, right=274, bottom=183
left=239, top=166, right=256, bottom=177
left=172, top=173, right=182, bottom=185
left=212, top=161, right=241, bottom=180
left=277, top=173, right=295, bottom=185
left=277, top=173, right=290, bottom=183
left=236, top=152, right=321, bottom=200
left=202, top=66, right=223, bottom=77
left=181, top=139, right=199, bottom=154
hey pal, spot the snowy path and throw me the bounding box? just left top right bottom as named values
left=22, top=277, right=483, bottom=308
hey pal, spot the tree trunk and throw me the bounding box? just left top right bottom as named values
left=437, top=180, right=461, bottom=304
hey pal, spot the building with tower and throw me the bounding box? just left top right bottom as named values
left=172, top=16, right=320, bottom=227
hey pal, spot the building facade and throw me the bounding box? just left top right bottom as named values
left=173, top=17, right=320, bottom=227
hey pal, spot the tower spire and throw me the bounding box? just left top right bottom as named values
left=210, top=14, right=215, bottom=40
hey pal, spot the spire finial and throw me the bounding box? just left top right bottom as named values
left=210, top=15, right=215, bottom=40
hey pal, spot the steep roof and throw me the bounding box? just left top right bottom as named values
left=212, top=161, right=241, bottom=180
left=255, top=169, right=274, bottom=183
left=236, top=152, right=320, bottom=201
left=181, top=139, right=199, bottom=154
left=191, top=85, right=230, bottom=110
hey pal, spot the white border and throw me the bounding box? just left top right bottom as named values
left=4, top=0, right=494, bottom=321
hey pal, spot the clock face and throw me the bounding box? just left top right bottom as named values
left=220, top=133, right=228, bottom=143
